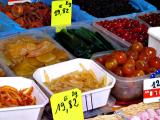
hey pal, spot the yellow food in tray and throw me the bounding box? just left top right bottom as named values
left=44, top=67, right=107, bottom=93
left=0, top=35, right=69, bottom=77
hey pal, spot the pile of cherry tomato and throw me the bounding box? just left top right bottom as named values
left=95, top=42, right=160, bottom=77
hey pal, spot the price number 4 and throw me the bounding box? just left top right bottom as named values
left=152, top=80, right=160, bottom=88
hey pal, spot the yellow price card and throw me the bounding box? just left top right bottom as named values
left=50, top=88, right=84, bottom=120
left=51, top=0, right=72, bottom=32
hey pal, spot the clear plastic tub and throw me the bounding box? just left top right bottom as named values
left=33, top=58, right=116, bottom=112
left=136, top=11, right=160, bottom=27
left=92, top=16, right=148, bottom=47
left=37, top=23, right=122, bottom=52
left=91, top=51, right=149, bottom=102
left=0, top=77, right=48, bottom=120
left=0, top=30, right=74, bottom=77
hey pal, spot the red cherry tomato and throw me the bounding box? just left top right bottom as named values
left=105, top=57, right=118, bottom=71
left=144, top=47, right=156, bottom=59
left=133, top=70, right=145, bottom=77
left=126, top=50, right=139, bottom=60
left=113, top=67, right=123, bottom=76
left=112, top=50, right=127, bottom=64
left=149, top=57, right=160, bottom=69
left=135, top=60, right=148, bottom=71
left=122, top=59, right=135, bottom=75
left=138, top=52, right=149, bottom=62
left=95, top=55, right=111, bottom=65
left=130, top=41, right=144, bottom=53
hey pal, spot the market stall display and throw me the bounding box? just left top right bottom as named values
left=33, top=58, right=116, bottom=111
left=0, top=77, right=48, bottom=120
left=73, top=0, right=139, bottom=18
left=137, top=11, right=160, bottom=27
left=0, top=2, right=51, bottom=29
left=94, top=18, right=148, bottom=47
left=0, top=0, right=160, bottom=119
left=0, top=30, right=72, bottom=77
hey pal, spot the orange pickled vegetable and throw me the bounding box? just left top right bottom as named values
left=0, top=86, right=36, bottom=108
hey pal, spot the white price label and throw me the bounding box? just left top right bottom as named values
left=143, top=78, right=160, bottom=103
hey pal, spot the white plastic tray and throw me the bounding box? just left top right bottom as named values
left=148, top=27, right=160, bottom=57
left=0, top=77, right=48, bottom=120
left=33, top=58, right=116, bottom=112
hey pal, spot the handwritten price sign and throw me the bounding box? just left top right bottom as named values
left=50, top=88, right=84, bottom=120
left=51, top=0, right=72, bottom=31
left=143, top=78, right=160, bottom=103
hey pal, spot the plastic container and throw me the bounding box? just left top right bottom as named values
left=93, top=16, right=134, bottom=47
left=0, top=77, right=48, bottom=120
left=93, top=16, right=148, bottom=48
left=148, top=27, right=160, bottom=57
left=91, top=51, right=149, bottom=103
left=136, top=11, right=160, bottom=27
left=33, top=58, right=116, bottom=112
left=38, top=23, right=122, bottom=51
left=0, top=30, right=74, bottom=76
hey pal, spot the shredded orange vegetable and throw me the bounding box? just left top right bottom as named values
left=0, top=86, right=36, bottom=108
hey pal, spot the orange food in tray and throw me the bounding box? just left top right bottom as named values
left=0, top=86, right=36, bottom=108
left=1, top=2, right=51, bottom=29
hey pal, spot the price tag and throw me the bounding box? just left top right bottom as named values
left=8, top=0, right=31, bottom=5
left=143, top=78, right=160, bottom=103
left=50, top=88, right=84, bottom=120
left=51, top=0, right=72, bottom=32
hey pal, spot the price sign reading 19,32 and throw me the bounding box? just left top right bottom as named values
left=50, top=88, right=84, bottom=120
left=143, top=78, right=160, bottom=103
left=51, top=0, right=72, bottom=30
